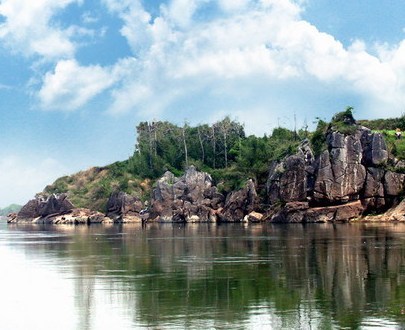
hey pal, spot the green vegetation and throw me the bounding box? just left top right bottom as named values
left=310, top=118, right=328, bottom=156
left=357, top=113, right=405, bottom=160
left=358, top=114, right=405, bottom=131
left=42, top=107, right=405, bottom=212
left=44, top=117, right=302, bottom=211
left=44, top=165, right=151, bottom=211
left=310, top=107, right=357, bottom=156
left=378, top=130, right=405, bottom=161
left=330, top=106, right=358, bottom=135
left=0, top=204, right=22, bottom=216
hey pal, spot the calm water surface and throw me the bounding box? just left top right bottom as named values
left=0, top=221, right=404, bottom=329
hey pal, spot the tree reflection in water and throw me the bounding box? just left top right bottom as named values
left=6, top=223, right=405, bottom=329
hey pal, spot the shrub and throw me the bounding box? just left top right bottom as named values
left=310, top=119, right=328, bottom=156
left=330, top=106, right=357, bottom=135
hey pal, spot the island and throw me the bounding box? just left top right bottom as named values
left=8, top=108, right=405, bottom=224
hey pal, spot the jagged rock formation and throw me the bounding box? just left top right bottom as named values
left=266, top=118, right=405, bottom=222
left=15, top=194, right=74, bottom=220
left=150, top=166, right=225, bottom=222
left=8, top=194, right=110, bottom=224
left=218, top=179, right=259, bottom=222
left=361, top=199, right=405, bottom=221
left=148, top=167, right=260, bottom=223
left=9, top=166, right=261, bottom=224
left=9, top=112, right=405, bottom=224
left=106, top=191, right=144, bottom=222
left=267, top=140, right=314, bottom=203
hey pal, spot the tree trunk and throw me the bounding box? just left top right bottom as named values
left=197, top=126, right=205, bottom=163
left=212, top=126, right=216, bottom=169
left=182, top=125, right=188, bottom=167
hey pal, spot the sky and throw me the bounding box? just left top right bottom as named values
left=1, top=0, right=405, bottom=207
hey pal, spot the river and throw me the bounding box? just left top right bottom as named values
left=0, top=221, right=404, bottom=329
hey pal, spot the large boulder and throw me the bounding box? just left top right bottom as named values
left=269, top=200, right=364, bottom=223
left=8, top=194, right=112, bottom=224
left=362, top=167, right=386, bottom=211
left=150, top=166, right=224, bottom=222
left=267, top=155, right=307, bottom=203
left=313, top=131, right=366, bottom=203
left=267, top=140, right=314, bottom=204
left=17, top=194, right=74, bottom=220
left=361, top=130, right=388, bottom=166
left=384, top=171, right=405, bottom=197
left=218, top=179, right=258, bottom=222
left=106, top=191, right=144, bottom=222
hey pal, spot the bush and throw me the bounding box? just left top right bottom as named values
left=330, top=107, right=357, bottom=135
left=310, top=119, right=328, bottom=156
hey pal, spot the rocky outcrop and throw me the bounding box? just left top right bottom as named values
left=266, top=117, right=404, bottom=222
left=218, top=179, right=258, bottom=222
left=106, top=191, right=144, bottom=222
left=148, top=167, right=261, bottom=223
left=9, top=112, right=404, bottom=225
left=8, top=194, right=111, bottom=224
left=361, top=130, right=388, bottom=166
left=267, top=140, right=314, bottom=203
left=31, top=208, right=110, bottom=225
left=269, top=200, right=365, bottom=223
left=150, top=166, right=225, bottom=222
left=16, top=194, right=74, bottom=220
left=361, top=199, right=405, bottom=222
left=313, top=131, right=367, bottom=203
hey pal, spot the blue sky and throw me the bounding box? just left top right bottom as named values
left=1, top=0, right=405, bottom=207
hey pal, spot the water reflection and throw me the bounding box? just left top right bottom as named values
left=1, top=222, right=404, bottom=329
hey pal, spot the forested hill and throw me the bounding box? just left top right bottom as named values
left=44, top=116, right=302, bottom=211
left=0, top=204, right=22, bottom=216
left=43, top=109, right=405, bottom=212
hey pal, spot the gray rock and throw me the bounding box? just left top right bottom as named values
left=362, top=167, right=386, bottom=211
left=267, top=155, right=307, bottom=203
left=150, top=166, right=224, bottom=222
left=361, top=130, right=388, bottom=166
left=313, top=131, right=366, bottom=203
left=219, top=179, right=258, bottom=222
left=384, top=171, right=405, bottom=196
left=17, top=194, right=74, bottom=220
left=106, top=191, right=144, bottom=221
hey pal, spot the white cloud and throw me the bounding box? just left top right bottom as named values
left=103, top=0, right=154, bottom=54
left=218, top=0, right=249, bottom=13
left=82, top=11, right=99, bottom=24
left=0, top=0, right=80, bottom=59
left=38, top=59, right=126, bottom=111
left=5, top=0, right=404, bottom=120
left=99, top=0, right=405, bottom=120
left=0, top=155, right=67, bottom=207
left=162, top=0, right=200, bottom=28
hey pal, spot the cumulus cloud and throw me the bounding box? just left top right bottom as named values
left=94, top=0, right=405, bottom=120
left=38, top=59, right=129, bottom=111
left=3, top=0, right=405, bottom=119
left=0, top=0, right=81, bottom=59
left=0, top=155, right=67, bottom=207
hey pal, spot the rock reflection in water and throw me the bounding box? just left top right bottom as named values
left=3, top=223, right=405, bottom=329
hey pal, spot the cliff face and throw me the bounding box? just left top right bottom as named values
left=266, top=124, right=405, bottom=222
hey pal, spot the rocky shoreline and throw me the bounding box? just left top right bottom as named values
left=8, top=114, right=405, bottom=224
